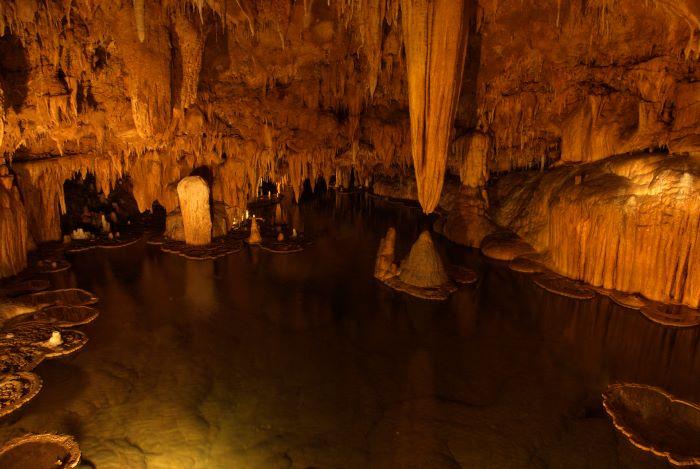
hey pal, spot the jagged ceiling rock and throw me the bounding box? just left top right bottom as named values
left=0, top=0, right=696, bottom=238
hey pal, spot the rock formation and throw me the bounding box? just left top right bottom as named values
left=374, top=227, right=399, bottom=281
left=492, top=153, right=700, bottom=308
left=0, top=0, right=697, bottom=307
left=0, top=169, right=27, bottom=277
left=176, top=176, right=212, bottom=246
left=248, top=217, right=262, bottom=245
left=401, top=0, right=469, bottom=214
left=164, top=210, right=185, bottom=241
left=398, top=231, right=449, bottom=288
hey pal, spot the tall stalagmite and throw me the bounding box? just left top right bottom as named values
left=176, top=176, right=212, bottom=246
left=401, top=0, right=469, bottom=213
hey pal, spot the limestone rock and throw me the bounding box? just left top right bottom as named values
left=164, top=210, right=184, bottom=241
left=176, top=176, right=211, bottom=246
left=0, top=176, right=28, bottom=278
left=398, top=231, right=449, bottom=288
left=492, top=153, right=700, bottom=307
left=212, top=201, right=232, bottom=238
left=401, top=0, right=469, bottom=214
left=248, top=217, right=262, bottom=245
left=438, top=186, right=496, bottom=248
left=374, top=227, right=399, bottom=281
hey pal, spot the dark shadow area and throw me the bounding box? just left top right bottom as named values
left=0, top=31, right=29, bottom=112
left=61, top=173, right=141, bottom=235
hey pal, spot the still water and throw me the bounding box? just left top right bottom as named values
left=1, top=194, right=698, bottom=468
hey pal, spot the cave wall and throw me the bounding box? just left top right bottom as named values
left=0, top=0, right=698, bottom=288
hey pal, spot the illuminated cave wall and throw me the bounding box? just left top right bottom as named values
left=0, top=0, right=699, bottom=287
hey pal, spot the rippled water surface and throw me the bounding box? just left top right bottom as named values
left=1, top=194, right=698, bottom=468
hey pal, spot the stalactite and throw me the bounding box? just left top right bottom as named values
left=133, top=0, right=146, bottom=43
left=174, top=13, right=204, bottom=110
left=400, top=0, right=469, bottom=214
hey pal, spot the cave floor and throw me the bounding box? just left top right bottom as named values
left=1, top=194, right=697, bottom=468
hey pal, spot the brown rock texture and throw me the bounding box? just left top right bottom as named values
left=401, top=0, right=469, bottom=213
left=176, top=176, right=211, bottom=246
left=492, top=153, right=700, bottom=307
left=398, top=231, right=449, bottom=288
left=0, top=0, right=697, bottom=303
left=0, top=170, right=27, bottom=277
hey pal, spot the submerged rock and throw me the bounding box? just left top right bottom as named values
left=533, top=272, right=595, bottom=300
left=0, top=372, right=42, bottom=418
left=0, top=433, right=81, bottom=468
left=603, top=383, right=700, bottom=466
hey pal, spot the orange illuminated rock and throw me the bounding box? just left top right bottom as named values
left=480, top=231, right=535, bottom=262
left=493, top=153, right=700, bottom=308
left=248, top=217, right=262, bottom=245
left=177, top=176, right=212, bottom=246
left=401, top=0, right=469, bottom=214
left=398, top=231, right=449, bottom=288
left=0, top=172, right=28, bottom=278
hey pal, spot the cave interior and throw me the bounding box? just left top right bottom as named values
left=0, top=0, right=699, bottom=467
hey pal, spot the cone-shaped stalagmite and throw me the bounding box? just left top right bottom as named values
left=401, top=0, right=470, bottom=214
left=248, top=217, right=262, bottom=245
left=176, top=176, right=211, bottom=246
left=398, top=231, right=449, bottom=288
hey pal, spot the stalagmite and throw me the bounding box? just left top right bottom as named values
left=374, top=227, right=399, bottom=281
left=401, top=0, right=469, bottom=214
left=398, top=231, right=449, bottom=288
left=176, top=176, right=211, bottom=246
left=248, top=217, right=262, bottom=245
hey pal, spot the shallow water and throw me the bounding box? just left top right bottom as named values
left=1, top=194, right=698, bottom=468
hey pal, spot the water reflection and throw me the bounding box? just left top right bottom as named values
left=0, top=193, right=693, bottom=468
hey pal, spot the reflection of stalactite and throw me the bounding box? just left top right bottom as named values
left=401, top=0, right=469, bottom=214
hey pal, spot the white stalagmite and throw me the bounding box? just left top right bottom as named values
left=401, top=0, right=469, bottom=214
left=176, top=176, right=212, bottom=246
